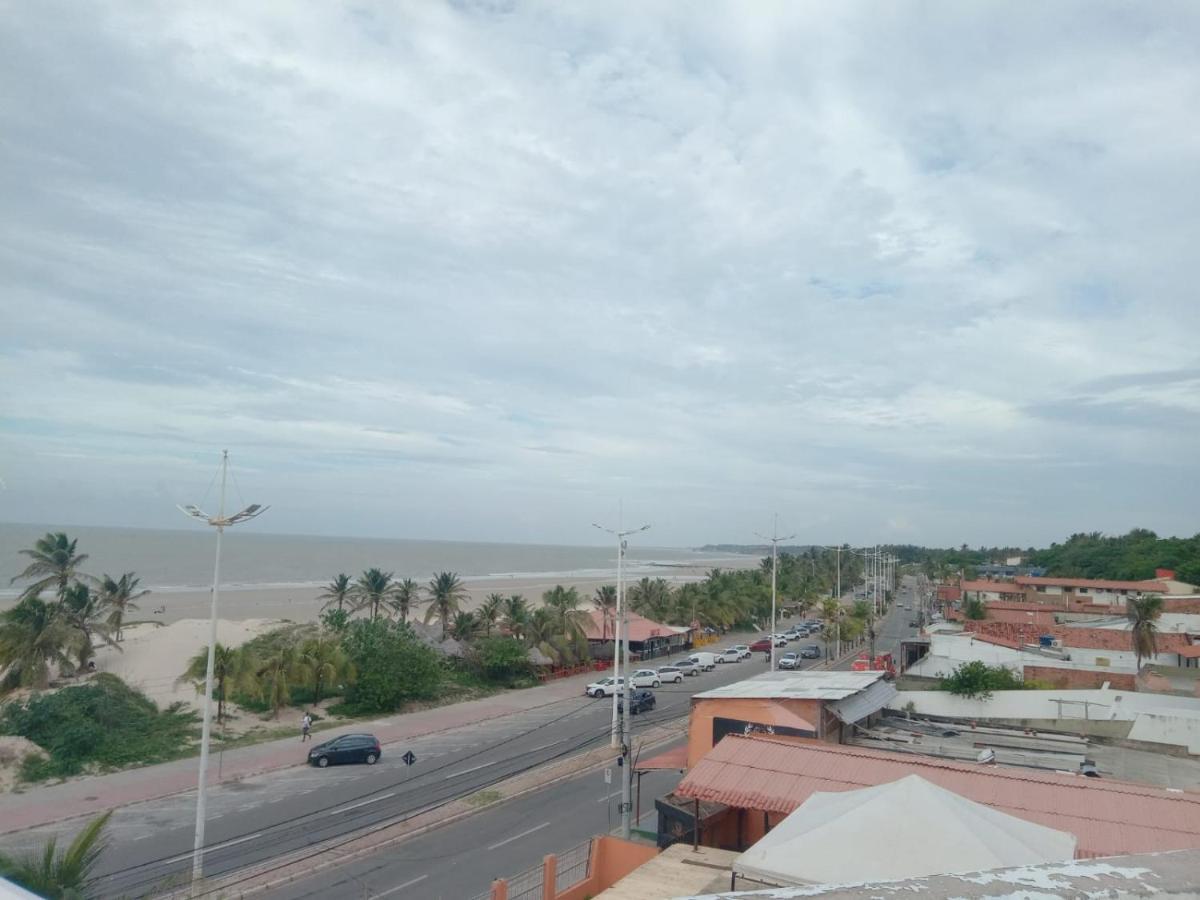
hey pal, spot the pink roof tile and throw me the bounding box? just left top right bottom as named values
left=676, top=735, right=1200, bottom=859
left=583, top=609, right=690, bottom=642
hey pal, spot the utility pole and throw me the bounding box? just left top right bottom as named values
left=756, top=516, right=795, bottom=672
left=593, top=515, right=649, bottom=838
left=178, top=452, right=267, bottom=889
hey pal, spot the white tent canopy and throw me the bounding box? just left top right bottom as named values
left=734, top=774, right=1077, bottom=887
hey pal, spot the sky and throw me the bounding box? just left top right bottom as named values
left=1, top=2, right=1198, bottom=549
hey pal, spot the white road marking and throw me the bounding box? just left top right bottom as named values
left=597, top=790, right=622, bottom=803
left=367, top=873, right=428, bottom=898
left=487, top=822, right=550, bottom=850
left=157, top=831, right=263, bottom=865
left=526, top=738, right=567, bottom=752
left=331, top=792, right=396, bottom=815
left=444, top=760, right=500, bottom=780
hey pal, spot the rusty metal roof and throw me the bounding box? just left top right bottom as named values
left=693, top=671, right=885, bottom=701
left=676, top=735, right=1200, bottom=859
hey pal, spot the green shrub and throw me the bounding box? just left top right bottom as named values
left=0, top=674, right=198, bottom=780
left=472, top=636, right=533, bottom=685
left=340, top=619, right=441, bottom=714
left=938, top=661, right=1025, bottom=700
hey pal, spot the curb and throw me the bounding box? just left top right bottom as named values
left=165, top=719, right=688, bottom=899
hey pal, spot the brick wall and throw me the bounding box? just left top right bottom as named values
left=1023, top=665, right=1137, bottom=690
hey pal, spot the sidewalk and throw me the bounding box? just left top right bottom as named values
left=0, top=668, right=603, bottom=836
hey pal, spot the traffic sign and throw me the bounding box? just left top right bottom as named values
left=402, top=750, right=416, bottom=766
left=604, top=767, right=613, bottom=784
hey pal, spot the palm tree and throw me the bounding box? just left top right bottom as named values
left=257, top=643, right=306, bottom=718
left=391, top=578, right=423, bottom=624
left=1128, top=594, right=1165, bottom=671
left=502, top=594, right=530, bottom=639
left=178, top=643, right=258, bottom=723
left=425, top=572, right=467, bottom=639
left=819, top=597, right=843, bottom=660
left=319, top=573, right=353, bottom=613
left=0, top=810, right=111, bottom=898
left=12, top=532, right=94, bottom=602
left=627, top=577, right=675, bottom=622
left=99, top=572, right=149, bottom=642
left=593, top=585, right=617, bottom=640
left=478, top=593, right=505, bottom=636
left=542, top=585, right=591, bottom=642
left=300, top=635, right=351, bottom=704
left=352, top=568, right=395, bottom=621
left=0, top=594, right=75, bottom=690
left=523, top=606, right=586, bottom=666
left=60, top=582, right=119, bottom=673
left=451, top=610, right=479, bottom=641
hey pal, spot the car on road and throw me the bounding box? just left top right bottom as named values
left=308, top=733, right=382, bottom=768
left=670, top=659, right=700, bottom=676
left=617, top=689, right=656, bottom=715
left=689, top=652, right=717, bottom=670
left=733, top=644, right=752, bottom=659
left=631, top=668, right=662, bottom=688
left=586, top=676, right=624, bottom=697
left=778, top=651, right=801, bottom=669
left=749, top=638, right=773, bottom=653
left=715, top=648, right=741, bottom=663
left=656, top=665, right=685, bottom=683
left=908, top=619, right=920, bottom=627
left=799, top=643, right=822, bottom=659
left=769, top=634, right=789, bottom=647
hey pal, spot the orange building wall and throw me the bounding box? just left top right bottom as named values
left=555, top=836, right=658, bottom=900
left=687, top=697, right=823, bottom=767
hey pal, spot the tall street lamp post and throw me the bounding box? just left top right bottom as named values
left=756, top=516, right=794, bottom=672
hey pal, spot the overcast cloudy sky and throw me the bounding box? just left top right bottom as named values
left=1, top=2, right=1198, bottom=548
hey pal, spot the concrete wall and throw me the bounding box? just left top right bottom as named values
left=1024, top=665, right=1137, bottom=691
left=555, top=836, right=658, bottom=900
left=1128, top=709, right=1200, bottom=755
left=891, top=688, right=1200, bottom=722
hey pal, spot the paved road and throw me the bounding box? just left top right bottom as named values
left=20, top=636, right=786, bottom=898
left=257, top=591, right=920, bottom=900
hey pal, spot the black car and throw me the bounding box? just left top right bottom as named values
left=617, top=689, right=656, bottom=715
left=799, top=644, right=822, bottom=659
left=308, top=733, right=382, bottom=767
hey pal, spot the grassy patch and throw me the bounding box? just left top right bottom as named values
left=465, top=789, right=503, bottom=808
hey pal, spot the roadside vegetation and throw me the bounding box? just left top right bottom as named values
left=0, top=811, right=111, bottom=899
left=938, top=661, right=1044, bottom=699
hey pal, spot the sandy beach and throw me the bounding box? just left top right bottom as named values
left=131, top=563, right=753, bottom=626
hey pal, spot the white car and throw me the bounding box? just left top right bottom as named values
left=733, top=645, right=752, bottom=660
left=769, top=634, right=789, bottom=647
left=778, top=651, right=801, bottom=669
left=716, top=648, right=741, bottom=663
left=657, top=665, right=685, bottom=683
left=586, top=676, right=624, bottom=698
left=631, top=669, right=662, bottom=688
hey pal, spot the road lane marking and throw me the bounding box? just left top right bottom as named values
left=368, top=874, right=428, bottom=898
left=597, top=790, right=622, bottom=803
left=158, top=832, right=263, bottom=865
left=332, top=792, right=396, bottom=815
left=527, top=738, right=567, bottom=752
left=444, top=760, right=500, bottom=780
left=487, top=822, right=550, bottom=850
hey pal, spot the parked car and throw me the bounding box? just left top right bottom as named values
left=778, top=652, right=801, bottom=670
left=657, top=665, right=685, bottom=684
left=670, top=659, right=700, bottom=676
left=689, top=652, right=718, bottom=671
left=631, top=668, right=662, bottom=688
left=908, top=619, right=920, bottom=628
left=617, top=689, right=656, bottom=715
left=733, top=645, right=752, bottom=659
left=586, top=676, right=625, bottom=698
left=716, top=648, right=741, bottom=663
left=799, top=644, right=822, bottom=659
left=749, top=638, right=772, bottom=653
left=307, top=733, right=381, bottom=768
left=769, top=634, right=789, bottom=647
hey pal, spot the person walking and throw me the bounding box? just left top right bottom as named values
left=301, top=712, right=312, bottom=742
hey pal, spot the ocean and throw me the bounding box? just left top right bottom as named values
left=0, top=522, right=750, bottom=598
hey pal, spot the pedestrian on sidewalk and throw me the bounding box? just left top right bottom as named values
left=301, top=712, right=312, bottom=742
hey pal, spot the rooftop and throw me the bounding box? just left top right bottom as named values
left=1014, top=576, right=1170, bottom=592
left=692, top=671, right=886, bottom=702
left=596, top=843, right=736, bottom=899
left=675, top=735, right=1200, bottom=859
left=584, top=609, right=690, bottom=643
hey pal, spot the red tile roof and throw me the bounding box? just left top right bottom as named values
left=583, top=610, right=689, bottom=643
left=963, top=621, right=1195, bottom=654
left=1015, top=576, right=1169, bottom=592
left=676, top=735, right=1200, bottom=859
left=961, top=580, right=1026, bottom=594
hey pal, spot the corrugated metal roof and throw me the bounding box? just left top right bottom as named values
left=693, top=671, right=885, bottom=701
left=826, top=679, right=897, bottom=723
left=676, top=735, right=1200, bottom=859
